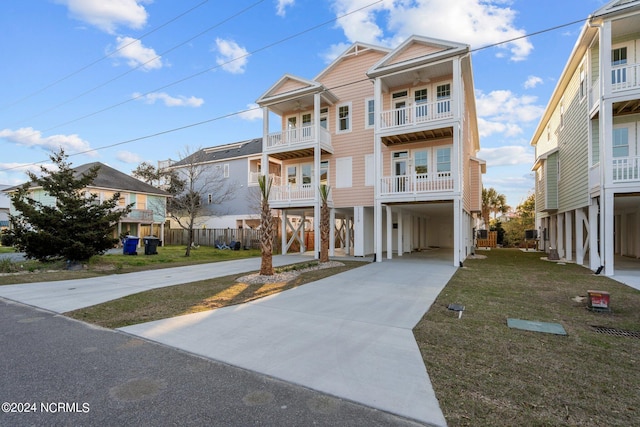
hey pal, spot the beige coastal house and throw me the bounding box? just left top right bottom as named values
left=256, top=35, right=484, bottom=266
left=531, top=0, right=640, bottom=276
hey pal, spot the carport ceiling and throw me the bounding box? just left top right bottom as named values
left=386, top=201, right=453, bottom=216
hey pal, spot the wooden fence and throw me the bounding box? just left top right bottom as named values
left=163, top=228, right=262, bottom=249
left=477, top=231, right=497, bottom=248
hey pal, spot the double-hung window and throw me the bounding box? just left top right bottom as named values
left=414, top=89, right=428, bottom=118
left=436, top=147, right=451, bottom=174
left=365, top=98, right=375, bottom=128
left=337, top=103, right=351, bottom=133
left=612, top=127, right=629, bottom=158
left=436, top=83, right=451, bottom=115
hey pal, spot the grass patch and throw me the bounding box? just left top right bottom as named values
left=66, top=261, right=365, bottom=329
left=0, top=246, right=16, bottom=254
left=414, top=249, right=640, bottom=426
left=0, top=245, right=260, bottom=285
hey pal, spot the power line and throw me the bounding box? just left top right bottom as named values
left=0, top=0, right=210, bottom=113
left=0, top=9, right=590, bottom=174
left=10, top=0, right=267, bottom=127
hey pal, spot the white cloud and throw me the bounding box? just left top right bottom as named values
left=113, top=36, right=163, bottom=71
left=276, top=0, right=295, bottom=17
left=475, top=89, right=544, bottom=137
left=478, top=145, right=533, bottom=167
left=329, top=0, right=533, bottom=61
left=116, top=151, right=142, bottom=163
left=524, top=75, right=543, bottom=89
left=214, top=38, right=249, bottom=74
left=57, top=0, right=149, bottom=34
left=0, top=127, right=96, bottom=156
left=238, top=103, right=262, bottom=121
left=0, top=163, right=55, bottom=185
left=320, top=42, right=351, bottom=63
left=133, top=92, right=204, bottom=107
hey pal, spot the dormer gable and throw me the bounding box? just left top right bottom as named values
left=314, top=42, right=391, bottom=81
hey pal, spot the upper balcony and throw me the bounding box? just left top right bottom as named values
left=380, top=171, right=453, bottom=198
left=265, top=124, right=333, bottom=159
left=379, top=100, right=453, bottom=131
left=120, top=208, right=154, bottom=222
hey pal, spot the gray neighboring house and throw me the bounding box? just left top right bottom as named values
left=165, top=138, right=282, bottom=229
left=0, top=184, right=10, bottom=230
left=4, top=162, right=170, bottom=242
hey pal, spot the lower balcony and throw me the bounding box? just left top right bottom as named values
left=380, top=172, right=453, bottom=195
left=121, top=208, right=154, bottom=221
left=270, top=183, right=314, bottom=203
left=613, top=156, right=640, bottom=182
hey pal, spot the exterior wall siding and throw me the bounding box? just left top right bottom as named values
left=546, top=152, right=559, bottom=210
left=387, top=43, right=444, bottom=65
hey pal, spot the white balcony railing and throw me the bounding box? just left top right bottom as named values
left=266, top=125, right=331, bottom=150
left=380, top=172, right=453, bottom=195
left=270, top=183, right=315, bottom=202
left=379, top=100, right=453, bottom=130
left=611, top=63, right=640, bottom=92
left=118, top=208, right=154, bottom=221
left=612, top=157, right=640, bottom=182
left=249, top=172, right=281, bottom=186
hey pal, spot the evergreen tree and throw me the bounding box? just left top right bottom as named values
left=9, top=150, right=130, bottom=262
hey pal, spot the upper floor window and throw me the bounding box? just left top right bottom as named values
left=612, top=47, right=628, bottom=85
left=414, top=150, right=428, bottom=174
left=207, top=194, right=213, bottom=204
left=320, top=161, right=329, bottom=186
left=365, top=98, right=375, bottom=128
left=436, top=83, right=451, bottom=114
left=613, top=127, right=629, bottom=157
left=414, top=89, right=428, bottom=118
left=436, top=147, right=451, bottom=172
left=224, top=163, right=229, bottom=178
left=337, top=103, right=351, bottom=133
left=320, top=107, right=328, bottom=130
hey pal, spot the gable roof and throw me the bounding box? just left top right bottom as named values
left=314, top=42, right=391, bottom=81
left=255, top=74, right=338, bottom=115
left=170, top=138, right=263, bottom=168
left=593, top=0, right=640, bottom=18
left=368, top=35, right=469, bottom=78
left=4, top=163, right=169, bottom=196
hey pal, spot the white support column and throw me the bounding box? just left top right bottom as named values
left=589, top=199, right=600, bottom=269
left=453, top=198, right=461, bottom=267
left=576, top=209, right=586, bottom=266
left=281, top=211, right=287, bottom=255
left=262, top=107, right=269, bottom=180
left=375, top=202, right=382, bottom=262
left=603, top=191, right=614, bottom=276
left=386, top=205, right=392, bottom=259
left=635, top=212, right=640, bottom=258
left=565, top=211, right=573, bottom=262
left=160, top=222, right=164, bottom=246
left=313, top=93, right=321, bottom=260
left=397, top=210, right=403, bottom=256
left=557, top=213, right=565, bottom=258
left=345, top=215, right=351, bottom=256
left=330, top=208, right=335, bottom=257
left=300, top=214, right=306, bottom=254
left=550, top=215, right=557, bottom=253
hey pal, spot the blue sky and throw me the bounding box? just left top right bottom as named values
left=0, top=0, right=608, bottom=207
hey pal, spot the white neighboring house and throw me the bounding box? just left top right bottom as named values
left=0, top=184, right=10, bottom=230
left=531, top=0, right=640, bottom=276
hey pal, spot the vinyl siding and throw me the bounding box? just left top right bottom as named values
left=386, top=43, right=445, bottom=66
left=546, top=152, right=559, bottom=210
left=591, top=118, right=600, bottom=165
left=273, top=78, right=308, bottom=97
left=557, top=58, right=589, bottom=212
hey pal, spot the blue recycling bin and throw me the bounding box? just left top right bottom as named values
left=122, top=236, right=139, bottom=255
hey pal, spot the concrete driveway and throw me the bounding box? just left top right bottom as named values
left=121, top=250, right=456, bottom=426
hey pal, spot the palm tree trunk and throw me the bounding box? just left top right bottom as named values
left=260, top=200, right=274, bottom=275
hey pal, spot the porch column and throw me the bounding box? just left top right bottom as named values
left=330, top=208, right=335, bottom=257
left=300, top=213, right=306, bottom=254
left=557, top=213, right=564, bottom=259
left=589, top=198, right=600, bottom=269
left=313, top=92, right=321, bottom=260
left=345, top=215, right=350, bottom=256
left=375, top=201, right=382, bottom=262
left=262, top=107, right=269, bottom=180
left=565, top=211, right=573, bottom=262
left=575, top=208, right=586, bottom=266
left=160, top=221, right=164, bottom=246
left=281, top=210, right=287, bottom=255
left=602, top=191, right=614, bottom=276
left=453, top=198, right=461, bottom=267
left=397, top=209, right=403, bottom=256
left=386, top=205, right=392, bottom=259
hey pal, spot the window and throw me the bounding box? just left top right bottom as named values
left=436, top=147, right=451, bottom=172
left=436, top=83, right=451, bottom=114
left=287, top=166, right=297, bottom=185
left=302, top=113, right=312, bottom=138
left=612, top=47, right=627, bottom=85
left=392, top=90, right=408, bottom=99
left=365, top=98, right=375, bottom=128
left=415, top=88, right=428, bottom=117
left=320, top=161, right=329, bottom=186
left=414, top=150, right=428, bottom=174
left=302, top=164, right=312, bottom=185
left=337, top=103, right=351, bottom=133
left=223, top=163, right=229, bottom=178
left=579, top=65, right=585, bottom=99
left=613, top=127, right=629, bottom=157
left=320, top=107, right=328, bottom=130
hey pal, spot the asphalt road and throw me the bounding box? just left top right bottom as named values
left=0, top=299, right=422, bottom=427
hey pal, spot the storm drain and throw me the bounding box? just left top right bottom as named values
left=591, top=326, right=640, bottom=339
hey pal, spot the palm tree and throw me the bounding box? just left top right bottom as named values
left=481, top=187, right=509, bottom=227
left=258, top=175, right=274, bottom=276
left=319, top=184, right=331, bottom=263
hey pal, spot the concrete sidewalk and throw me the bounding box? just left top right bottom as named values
left=0, top=255, right=309, bottom=313
left=121, top=251, right=456, bottom=426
